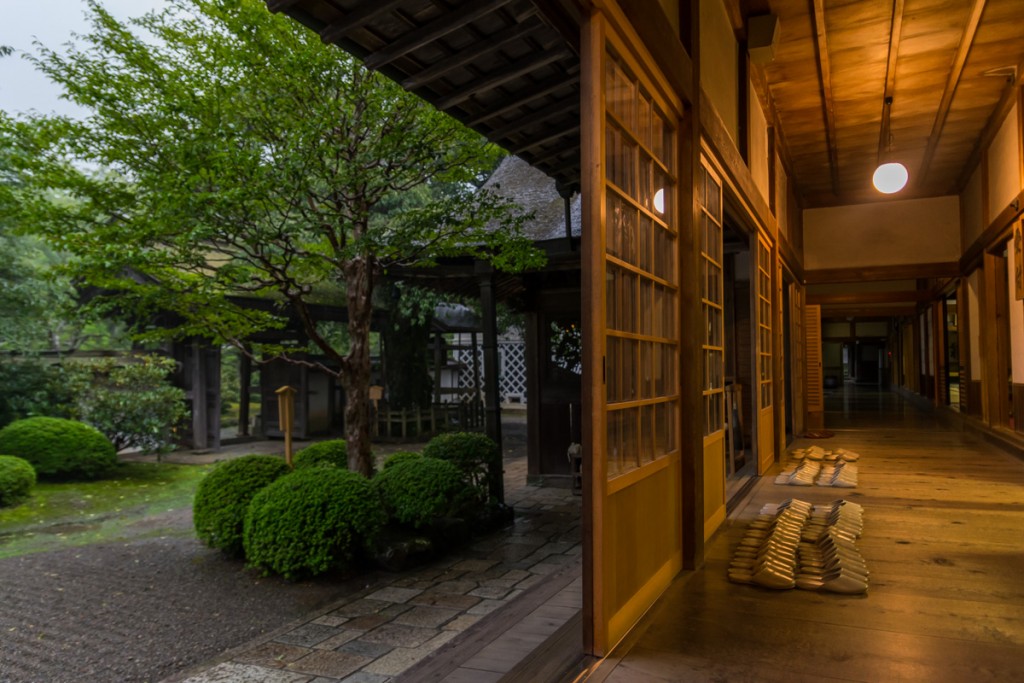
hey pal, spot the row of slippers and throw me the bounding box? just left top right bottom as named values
left=775, top=459, right=858, bottom=488
left=789, top=445, right=861, bottom=463
left=728, top=499, right=868, bottom=594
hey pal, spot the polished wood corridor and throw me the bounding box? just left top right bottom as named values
left=591, top=386, right=1024, bottom=682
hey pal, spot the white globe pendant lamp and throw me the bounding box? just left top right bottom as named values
left=872, top=162, right=908, bottom=194
left=873, top=95, right=908, bottom=194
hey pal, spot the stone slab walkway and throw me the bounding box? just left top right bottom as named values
left=164, top=458, right=582, bottom=683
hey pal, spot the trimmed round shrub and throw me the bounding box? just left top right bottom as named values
left=0, top=417, right=117, bottom=480
left=193, top=455, right=290, bottom=556
left=380, top=450, right=421, bottom=471
left=0, top=455, right=36, bottom=507
left=293, top=439, right=348, bottom=470
left=373, top=457, right=477, bottom=529
left=244, top=468, right=385, bottom=579
left=422, top=432, right=500, bottom=500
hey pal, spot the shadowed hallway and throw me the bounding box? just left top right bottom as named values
left=590, top=386, right=1024, bottom=682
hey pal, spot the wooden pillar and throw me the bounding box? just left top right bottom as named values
left=478, top=267, right=504, bottom=503
left=680, top=0, right=703, bottom=571
left=238, top=352, right=251, bottom=437
left=525, top=310, right=542, bottom=479
left=190, top=339, right=208, bottom=450
left=432, top=332, right=443, bottom=403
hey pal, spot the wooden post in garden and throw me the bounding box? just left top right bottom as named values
left=276, top=385, right=297, bottom=468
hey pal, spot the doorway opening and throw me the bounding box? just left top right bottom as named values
left=723, top=222, right=756, bottom=502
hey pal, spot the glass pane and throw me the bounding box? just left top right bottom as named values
left=622, top=407, right=638, bottom=470
left=638, top=94, right=652, bottom=150
left=606, top=195, right=621, bottom=258
left=606, top=266, right=617, bottom=329
left=607, top=409, right=622, bottom=476
left=640, top=279, right=653, bottom=336
left=607, top=336, right=619, bottom=403
left=622, top=338, right=637, bottom=400
left=639, top=216, right=653, bottom=273
left=640, top=404, right=654, bottom=464
left=620, top=271, right=637, bottom=332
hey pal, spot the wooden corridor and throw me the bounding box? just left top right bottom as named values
left=591, top=386, right=1024, bottom=683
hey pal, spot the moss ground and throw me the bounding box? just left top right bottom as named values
left=0, top=462, right=211, bottom=558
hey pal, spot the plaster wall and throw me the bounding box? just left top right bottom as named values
left=803, top=196, right=960, bottom=270
left=1007, top=239, right=1024, bottom=383
left=700, top=0, right=739, bottom=145
left=776, top=154, right=790, bottom=243
left=962, top=165, right=984, bottom=249
left=968, top=269, right=981, bottom=378
left=823, top=322, right=851, bottom=337
left=857, top=322, right=889, bottom=337
left=987, top=102, right=1022, bottom=223
left=748, top=79, right=770, bottom=207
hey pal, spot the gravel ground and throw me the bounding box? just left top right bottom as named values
left=0, top=507, right=373, bottom=683
left=0, top=417, right=532, bottom=683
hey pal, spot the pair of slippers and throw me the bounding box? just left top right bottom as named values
left=795, top=526, right=868, bottom=594
left=728, top=501, right=813, bottom=589
left=731, top=499, right=868, bottom=594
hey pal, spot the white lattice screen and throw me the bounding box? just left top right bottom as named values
left=453, top=338, right=527, bottom=404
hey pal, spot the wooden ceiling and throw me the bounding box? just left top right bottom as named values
left=754, top=0, right=1024, bottom=207
left=268, top=0, right=1022, bottom=211
left=267, top=0, right=583, bottom=193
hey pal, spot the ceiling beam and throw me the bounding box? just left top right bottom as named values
left=804, top=262, right=960, bottom=284
left=467, top=73, right=580, bottom=127
left=955, top=56, right=1024, bottom=193
left=808, top=290, right=934, bottom=305
left=917, top=0, right=986, bottom=187
left=401, top=14, right=542, bottom=90
left=810, top=0, right=840, bottom=196
left=485, top=96, right=578, bottom=140
left=510, top=123, right=581, bottom=156
left=820, top=305, right=917, bottom=319
left=318, top=0, right=408, bottom=44
left=435, top=48, right=571, bottom=111
left=877, top=0, right=905, bottom=163
left=362, top=0, right=517, bottom=72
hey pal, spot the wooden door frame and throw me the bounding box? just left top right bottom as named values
left=581, top=5, right=689, bottom=655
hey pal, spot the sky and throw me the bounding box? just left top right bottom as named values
left=0, top=0, right=167, bottom=117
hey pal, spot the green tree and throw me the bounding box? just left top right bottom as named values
left=1, top=0, right=542, bottom=475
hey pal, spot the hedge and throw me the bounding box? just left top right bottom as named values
left=193, top=455, right=290, bottom=555
left=243, top=468, right=385, bottom=579
left=0, top=455, right=36, bottom=507
left=0, top=417, right=117, bottom=480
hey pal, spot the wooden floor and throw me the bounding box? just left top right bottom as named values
left=592, top=387, right=1024, bottom=683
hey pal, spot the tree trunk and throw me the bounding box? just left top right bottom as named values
left=343, top=254, right=375, bottom=477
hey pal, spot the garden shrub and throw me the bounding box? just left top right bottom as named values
left=293, top=439, right=348, bottom=470
left=373, top=457, right=476, bottom=529
left=243, top=468, right=385, bottom=579
left=380, top=450, right=421, bottom=471
left=59, top=355, right=187, bottom=454
left=0, top=455, right=36, bottom=507
left=422, top=431, right=500, bottom=500
left=0, top=359, right=71, bottom=429
left=0, top=416, right=117, bottom=480
left=193, top=455, right=290, bottom=556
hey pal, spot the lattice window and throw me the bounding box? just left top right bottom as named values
left=758, top=236, right=773, bottom=409
left=699, top=159, right=725, bottom=436
left=603, top=50, right=679, bottom=478
left=453, top=338, right=527, bottom=404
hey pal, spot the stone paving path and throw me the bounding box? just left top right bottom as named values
left=166, top=458, right=582, bottom=683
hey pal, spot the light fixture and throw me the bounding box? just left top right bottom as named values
left=873, top=162, right=908, bottom=194
left=653, top=188, right=665, bottom=214
left=873, top=96, right=908, bottom=194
